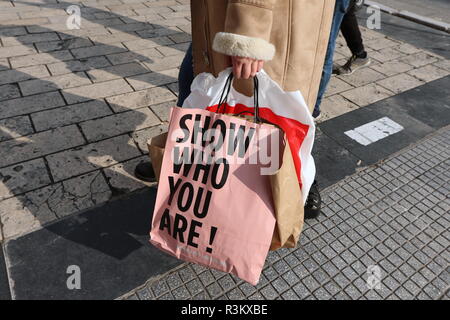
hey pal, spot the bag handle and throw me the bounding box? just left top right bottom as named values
left=217, top=72, right=261, bottom=123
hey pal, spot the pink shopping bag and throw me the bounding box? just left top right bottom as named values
left=149, top=102, right=279, bottom=285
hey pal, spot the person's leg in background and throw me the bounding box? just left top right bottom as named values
left=305, top=0, right=351, bottom=219
left=176, top=42, right=194, bottom=107
left=337, top=0, right=371, bottom=75
left=313, top=0, right=351, bottom=119
left=134, top=43, right=194, bottom=181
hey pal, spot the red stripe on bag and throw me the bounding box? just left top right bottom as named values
left=207, top=103, right=310, bottom=188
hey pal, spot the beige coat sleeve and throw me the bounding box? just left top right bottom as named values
left=212, top=0, right=276, bottom=61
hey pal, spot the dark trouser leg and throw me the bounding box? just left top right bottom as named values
left=176, top=42, right=194, bottom=107
left=313, top=0, right=351, bottom=117
left=340, top=0, right=366, bottom=56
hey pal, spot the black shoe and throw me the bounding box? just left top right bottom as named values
left=304, top=180, right=321, bottom=219
left=336, top=54, right=371, bottom=75
left=134, top=161, right=156, bottom=182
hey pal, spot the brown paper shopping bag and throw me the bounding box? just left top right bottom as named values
left=147, top=132, right=167, bottom=182
left=269, top=139, right=304, bottom=251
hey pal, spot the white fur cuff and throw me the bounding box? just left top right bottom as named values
left=213, top=32, right=275, bottom=61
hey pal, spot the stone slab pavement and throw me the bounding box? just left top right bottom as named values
left=1, top=0, right=450, bottom=242
left=121, top=126, right=450, bottom=301
left=0, top=0, right=449, bottom=301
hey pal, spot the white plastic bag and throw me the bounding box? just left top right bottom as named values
left=182, top=68, right=316, bottom=203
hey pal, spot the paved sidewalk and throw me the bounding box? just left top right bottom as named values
left=122, top=127, right=450, bottom=300
left=1, top=0, right=450, bottom=242
left=0, top=0, right=449, bottom=301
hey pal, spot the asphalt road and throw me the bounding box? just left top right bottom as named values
left=373, top=0, right=450, bottom=23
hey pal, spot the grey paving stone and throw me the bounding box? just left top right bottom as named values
left=314, top=287, right=333, bottom=300
left=123, top=36, right=173, bottom=51
left=0, top=158, right=52, bottom=201
left=62, top=78, right=134, bottom=104
left=192, top=291, right=209, bottom=300
left=177, top=265, right=196, bottom=283
left=105, top=47, right=162, bottom=66
left=0, top=91, right=66, bottom=119
left=322, top=261, right=340, bottom=278
left=87, top=62, right=150, bottom=83
left=46, top=134, right=141, bottom=181
left=191, top=263, right=208, bottom=275
left=106, top=86, right=176, bottom=113
left=185, top=279, right=203, bottom=296
left=0, top=84, right=20, bottom=101
left=9, top=50, right=73, bottom=68
left=248, top=293, right=264, bottom=300
left=0, top=58, right=10, bottom=71
left=281, top=289, right=299, bottom=300
left=218, top=275, right=236, bottom=291
left=150, top=100, right=177, bottom=121
left=0, top=116, right=34, bottom=142
left=206, top=282, right=223, bottom=298
left=312, top=268, right=330, bottom=285
left=89, top=30, right=144, bottom=44
left=197, top=270, right=214, bottom=287
left=262, top=266, right=278, bottom=282
left=324, top=282, right=341, bottom=297
left=172, top=285, right=190, bottom=300
left=143, top=54, right=184, bottom=72
left=283, top=254, right=301, bottom=268
left=31, top=100, right=112, bottom=132
left=166, top=273, right=183, bottom=290
left=272, top=278, right=290, bottom=294
left=126, top=69, right=178, bottom=91
left=19, top=72, right=92, bottom=96
left=35, top=38, right=94, bottom=53
left=0, top=26, right=27, bottom=37
left=265, top=251, right=281, bottom=264
left=136, top=287, right=154, bottom=300
left=71, top=43, right=128, bottom=59
left=0, top=45, right=36, bottom=59
left=2, top=32, right=59, bottom=47
left=255, top=274, right=269, bottom=288
left=0, top=125, right=85, bottom=168
left=47, top=56, right=111, bottom=76
left=53, top=171, right=111, bottom=218
left=158, top=292, right=174, bottom=300
left=0, top=65, right=50, bottom=86
left=273, top=260, right=291, bottom=275
left=260, top=285, right=279, bottom=300
left=227, top=288, right=245, bottom=300
left=0, top=170, right=111, bottom=238
left=292, top=282, right=311, bottom=299
left=238, top=282, right=257, bottom=297
left=395, top=286, right=415, bottom=300
left=80, top=107, right=160, bottom=142
left=149, top=280, right=169, bottom=297
left=156, top=41, right=190, bottom=57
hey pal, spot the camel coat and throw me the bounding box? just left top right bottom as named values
left=190, top=0, right=336, bottom=113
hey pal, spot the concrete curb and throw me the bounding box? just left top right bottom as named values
left=365, top=0, right=450, bottom=33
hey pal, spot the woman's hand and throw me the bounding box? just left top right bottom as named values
left=231, top=56, right=264, bottom=79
